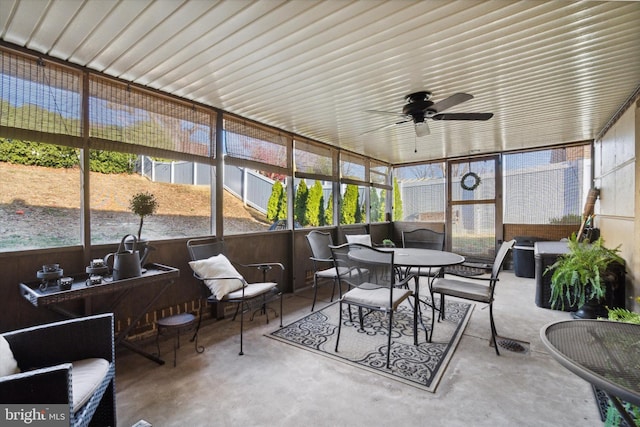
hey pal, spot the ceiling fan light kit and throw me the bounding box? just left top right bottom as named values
left=365, top=90, right=494, bottom=137
left=414, top=121, right=430, bottom=137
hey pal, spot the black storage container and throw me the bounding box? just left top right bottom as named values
left=513, top=236, right=543, bottom=278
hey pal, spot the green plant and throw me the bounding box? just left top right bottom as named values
left=382, top=238, right=395, bottom=248
left=604, top=298, right=640, bottom=426
left=547, top=233, right=624, bottom=310
left=129, top=191, right=159, bottom=240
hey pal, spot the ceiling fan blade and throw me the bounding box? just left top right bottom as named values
left=430, top=93, right=473, bottom=113
left=431, top=112, right=493, bottom=121
left=360, top=119, right=411, bottom=135
left=365, top=109, right=408, bottom=118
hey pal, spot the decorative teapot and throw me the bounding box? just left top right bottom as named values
left=104, top=234, right=143, bottom=281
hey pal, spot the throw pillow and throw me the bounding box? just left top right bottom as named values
left=346, top=234, right=372, bottom=246
left=189, top=254, right=245, bottom=300
left=0, top=335, right=19, bottom=377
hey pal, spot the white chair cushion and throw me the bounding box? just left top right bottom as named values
left=224, top=282, right=277, bottom=300
left=0, top=335, right=19, bottom=377
left=189, top=254, right=246, bottom=300
left=316, top=266, right=339, bottom=279
left=346, top=234, right=372, bottom=246
left=71, top=358, right=110, bottom=413
left=431, top=278, right=492, bottom=303
left=342, top=285, right=412, bottom=310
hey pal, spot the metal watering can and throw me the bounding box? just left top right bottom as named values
left=104, top=234, right=143, bottom=281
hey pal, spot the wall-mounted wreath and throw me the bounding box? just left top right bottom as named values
left=461, top=172, right=481, bottom=191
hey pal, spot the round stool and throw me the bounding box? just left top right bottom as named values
left=155, top=313, right=204, bottom=366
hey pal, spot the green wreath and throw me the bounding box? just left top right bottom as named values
left=461, top=172, right=481, bottom=191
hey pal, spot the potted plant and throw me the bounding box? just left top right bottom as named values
left=547, top=233, right=624, bottom=319
left=129, top=191, right=158, bottom=241
left=126, top=192, right=158, bottom=265
left=382, top=238, right=396, bottom=248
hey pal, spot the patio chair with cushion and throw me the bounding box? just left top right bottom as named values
left=430, top=239, right=516, bottom=354
left=187, top=238, right=284, bottom=355
left=305, top=230, right=342, bottom=312
left=0, top=313, right=116, bottom=427
left=330, top=243, right=418, bottom=368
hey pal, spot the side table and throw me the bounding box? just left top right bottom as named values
left=156, top=313, right=205, bottom=367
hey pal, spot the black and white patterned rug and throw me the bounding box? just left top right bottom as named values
left=268, top=299, right=473, bottom=392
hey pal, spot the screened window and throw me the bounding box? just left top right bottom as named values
left=293, top=138, right=336, bottom=228
left=224, top=116, right=288, bottom=170
left=89, top=78, right=213, bottom=159
left=294, top=138, right=334, bottom=179
left=90, top=151, right=212, bottom=244
left=503, top=145, right=590, bottom=225
left=340, top=152, right=366, bottom=182
left=0, top=49, right=83, bottom=146
left=394, top=162, right=446, bottom=222
left=0, top=139, right=81, bottom=251
left=223, top=116, right=291, bottom=234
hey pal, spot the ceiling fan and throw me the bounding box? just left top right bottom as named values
left=363, top=91, right=493, bottom=137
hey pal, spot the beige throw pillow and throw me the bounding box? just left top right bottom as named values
left=189, top=254, right=245, bottom=300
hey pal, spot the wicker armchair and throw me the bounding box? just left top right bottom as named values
left=0, top=314, right=116, bottom=427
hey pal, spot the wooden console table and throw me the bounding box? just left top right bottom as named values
left=20, top=263, right=179, bottom=365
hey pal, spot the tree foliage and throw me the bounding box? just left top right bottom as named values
left=294, top=180, right=309, bottom=226
left=325, top=193, right=333, bottom=225
left=0, top=138, right=78, bottom=168
left=392, top=177, right=403, bottom=220
left=341, top=184, right=360, bottom=224
left=305, top=180, right=323, bottom=226
left=267, top=180, right=286, bottom=222
left=0, top=138, right=137, bottom=173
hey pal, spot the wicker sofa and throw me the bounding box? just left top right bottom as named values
left=0, top=313, right=116, bottom=427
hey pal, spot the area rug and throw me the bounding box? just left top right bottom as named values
left=268, top=299, right=473, bottom=392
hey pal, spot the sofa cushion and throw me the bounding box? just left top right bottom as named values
left=189, top=254, right=245, bottom=300
left=0, top=335, right=19, bottom=377
left=71, top=358, right=110, bottom=413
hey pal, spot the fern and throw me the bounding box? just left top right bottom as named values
left=547, top=233, right=623, bottom=310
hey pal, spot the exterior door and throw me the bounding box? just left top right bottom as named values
left=446, top=156, right=502, bottom=262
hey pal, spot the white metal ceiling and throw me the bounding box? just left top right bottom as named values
left=1, top=0, right=639, bottom=165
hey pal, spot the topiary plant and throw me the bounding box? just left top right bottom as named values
left=129, top=191, right=158, bottom=241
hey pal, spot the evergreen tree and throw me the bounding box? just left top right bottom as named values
left=305, top=180, right=323, bottom=226
left=370, top=188, right=380, bottom=222
left=294, top=180, right=309, bottom=226
left=318, top=195, right=326, bottom=226
left=325, top=193, right=333, bottom=225
left=393, top=177, right=403, bottom=221
left=341, top=184, right=359, bottom=224
left=278, top=189, right=287, bottom=220
left=266, top=180, right=284, bottom=222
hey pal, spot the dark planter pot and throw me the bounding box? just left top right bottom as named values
left=571, top=299, right=609, bottom=319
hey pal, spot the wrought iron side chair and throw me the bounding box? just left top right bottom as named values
left=430, top=239, right=516, bottom=354
left=187, top=238, right=284, bottom=355
left=330, top=243, right=418, bottom=368
left=305, top=230, right=342, bottom=311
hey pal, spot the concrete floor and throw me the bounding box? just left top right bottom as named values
left=115, top=271, right=604, bottom=427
